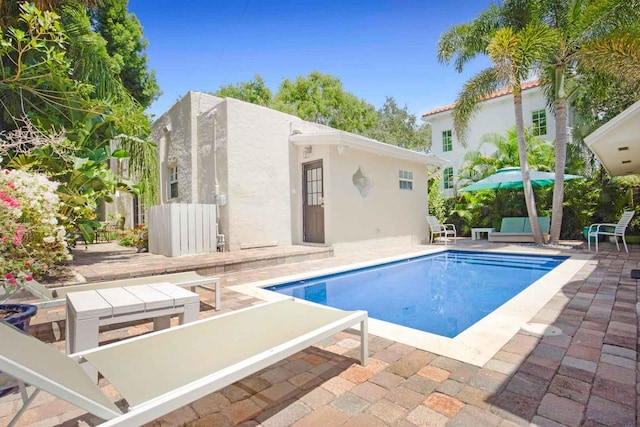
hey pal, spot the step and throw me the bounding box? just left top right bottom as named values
left=70, top=245, right=334, bottom=283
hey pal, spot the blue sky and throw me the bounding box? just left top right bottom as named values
left=129, top=0, right=494, bottom=120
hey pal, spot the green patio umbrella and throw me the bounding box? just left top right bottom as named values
left=459, top=167, right=582, bottom=192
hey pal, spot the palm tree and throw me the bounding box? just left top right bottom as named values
left=439, top=0, right=640, bottom=244
left=442, top=23, right=556, bottom=244
left=537, top=0, right=640, bottom=244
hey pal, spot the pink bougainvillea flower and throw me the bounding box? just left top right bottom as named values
left=6, top=182, right=14, bottom=189
left=25, top=275, right=33, bottom=281
left=5, top=272, right=14, bottom=280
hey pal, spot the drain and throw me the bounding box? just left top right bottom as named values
left=520, top=323, right=563, bottom=337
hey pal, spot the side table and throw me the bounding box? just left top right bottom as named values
left=471, top=228, right=495, bottom=241
left=66, top=282, right=199, bottom=380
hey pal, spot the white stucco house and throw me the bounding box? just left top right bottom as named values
left=145, top=92, right=445, bottom=254
left=584, top=99, right=640, bottom=177
left=421, top=80, right=556, bottom=196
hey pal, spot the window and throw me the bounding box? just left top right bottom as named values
left=443, top=167, right=454, bottom=189
left=399, top=170, right=413, bottom=190
left=442, top=130, right=453, bottom=152
left=168, top=166, right=178, bottom=199
left=532, top=109, right=547, bottom=136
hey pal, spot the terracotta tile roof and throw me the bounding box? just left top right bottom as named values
left=421, top=79, right=541, bottom=118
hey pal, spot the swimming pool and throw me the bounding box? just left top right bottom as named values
left=265, top=250, right=567, bottom=338
left=230, top=247, right=588, bottom=366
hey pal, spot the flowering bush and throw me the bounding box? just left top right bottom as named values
left=0, top=166, right=70, bottom=301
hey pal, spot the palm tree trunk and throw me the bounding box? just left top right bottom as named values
left=514, top=88, right=544, bottom=244
left=550, top=69, right=567, bottom=245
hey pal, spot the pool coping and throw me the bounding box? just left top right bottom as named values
left=228, top=246, right=592, bottom=367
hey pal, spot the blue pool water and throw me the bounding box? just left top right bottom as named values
left=266, top=250, right=567, bottom=338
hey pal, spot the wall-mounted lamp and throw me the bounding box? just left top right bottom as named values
left=163, top=124, right=172, bottom=134
left=337, top=144, right=349, bottom=155
left=303, top=145, right=313, bottom=158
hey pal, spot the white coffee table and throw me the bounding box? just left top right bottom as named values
left=66, top=282, right=199, bottom=380
left=471, top=228, right=495, bottom=240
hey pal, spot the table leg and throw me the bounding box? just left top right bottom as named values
left=179, top=302, right=200, bottom=324
left=68, top=317, right=100, bottom=382
left=153, top=316, right=171, bottom=330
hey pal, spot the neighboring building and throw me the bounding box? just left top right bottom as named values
left=143, top=92, right=444, bottom=253
left=422, top=80, right=556, bottom=196
left=585, top=99, right=640, bottom=177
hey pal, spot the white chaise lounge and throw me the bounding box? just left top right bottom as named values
left=19, top=271, right=222, bottom=311
left=0, top=299, right=368, bottom=427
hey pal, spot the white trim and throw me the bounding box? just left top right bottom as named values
left=291, top=132, right=448, bottom=166
left=585, top=99, right=640, bottom=147
left=584, top=100, right=640, bottom=176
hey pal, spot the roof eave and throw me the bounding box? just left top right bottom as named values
left=290, top=132, right=448, bottom=166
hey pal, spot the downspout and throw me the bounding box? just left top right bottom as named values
left=209, top=109, right=226, bottom=251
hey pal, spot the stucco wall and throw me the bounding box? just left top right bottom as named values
left=223, top=99, right=304, bottom=250
left=151, top=92, right=224, bottom=204
left=150, top=92, right=433, bottom=251
left=424, top=86, right=556, bottom=195
left=297, top=145, right=429, bottom=245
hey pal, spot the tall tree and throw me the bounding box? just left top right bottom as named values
left=538, top=0, right=640, bottom=243
left=214, top=74, right=273, bottom=106
left=438, top=0, right=640, bottom=244
left=364, top=97, right=431, bottom=151
left=273, top=71, right=376, bottom=133
left=58, top=2, right=158, bottom=208
left=0, top=0, right=99, bottom=29
left=91, top=0, right=160, bottom=108
left=447, top=23, right=557, bottom=244
left=0, top=3, right=158, bottom=224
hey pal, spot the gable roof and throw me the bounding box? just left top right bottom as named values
left=584, top=99, right=640, bottom=176
left=421, top=80, right=542, bottom=118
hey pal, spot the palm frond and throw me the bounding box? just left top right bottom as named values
left=437, top=5, right=502, bottom=72
left=452, top=67, right=502, bottom=145
left=579, top=30, right=640, bottom=89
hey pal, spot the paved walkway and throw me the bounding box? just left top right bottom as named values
left=1, top=239, right=638, bottom=426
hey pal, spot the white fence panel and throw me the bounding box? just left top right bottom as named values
left=148, top=203, right=217, bottom=257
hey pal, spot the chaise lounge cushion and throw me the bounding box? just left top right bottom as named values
left=0, top=299, right=368, bottom=426
left=489, top=217, right=550, bottom=242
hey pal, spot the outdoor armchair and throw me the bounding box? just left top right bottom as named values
left=587, top=210, right=635, bottom=253
left=426, top=216, right=456, bottom=245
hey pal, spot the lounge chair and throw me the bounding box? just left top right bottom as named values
left=426, top=216, right=456, bottom=245
left=0, top=299, right=368, bottom=426
left=18, top=271, right=222, bottom=311
left=587, top=210, right=635, bottom=253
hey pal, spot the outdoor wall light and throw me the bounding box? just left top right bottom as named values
left=303, top=145, right=313, bottom=158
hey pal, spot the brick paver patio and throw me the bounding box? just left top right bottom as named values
left=0, top=239, right=637, bottom=426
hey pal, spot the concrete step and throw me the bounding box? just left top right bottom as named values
left=66, top=243, right=334, bottom=284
